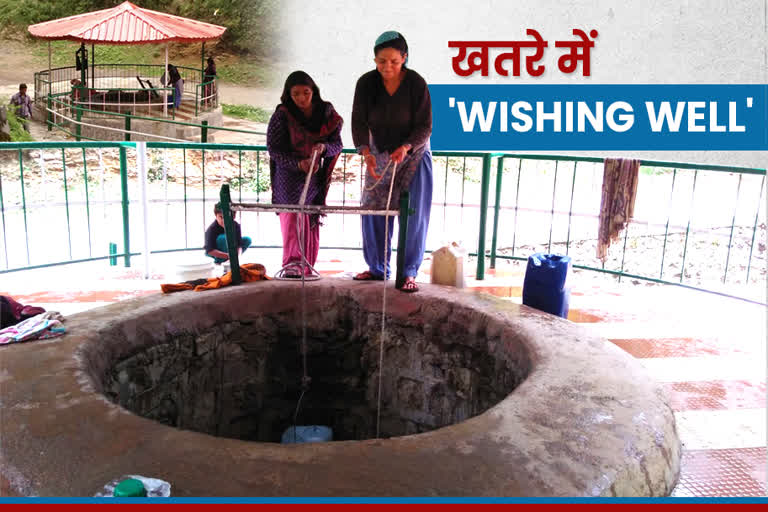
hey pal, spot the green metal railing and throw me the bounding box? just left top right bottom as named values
left=482, top=154, right=765, bottom=303
left=34, top=63, right=215, bottom=114
left=195, top=79, right=219, bottom=117
left=46, top=98, right=265, bottom=142
left=0, top=141, right=764, bottom=304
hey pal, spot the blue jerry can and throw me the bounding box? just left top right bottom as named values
left=522, top=253, right=572, bottom=319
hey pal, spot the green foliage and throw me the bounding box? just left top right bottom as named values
left=173, top=0, right=279, bottom=56
left=1, top=0, right=279, bottom=57
left=229, top=154, right=271, bottom=193
left=640, top=165, right=668, bottom=176
left=445, top=157, right=482, bottom=183
left=7, top=110, right=34, bottom=142
left=222, top=103, right=270, bottom=123
left=216, top=58, right=276, bottom=86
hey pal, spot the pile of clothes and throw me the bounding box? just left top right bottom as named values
left=0, top=296, right=66, bottom=345
left=161, top=263, right=270, bottom=293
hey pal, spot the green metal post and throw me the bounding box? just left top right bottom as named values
left=395, top=191, right=411, bottom=290
left=109, top=242, right=117, bottom=266
left=659, top=170, right=677, bottom=279
left=82, top=148, right=92, bottom=257
left=0, top=163, right=8, bottom=268
left=124, top=116, right=131, bottom=142
left=61, top=149, right=72, bottom=260
left=547, top=161, right=559, bottom=254
left=256, top=151, right=261, bottom=202
left=489, top=157, right=504, bottom=269
left=183, top=148, right=188, bottom=248
left=476, top=153, right=492, bottom=280
left=679, top=171, right=698, bottom=283
left=17, top=150, right=30, bottom=265
left=618, top=220, right=630, bottom=283
left=723, top=173, right=743, bottom=283
left=119, top=146, right=131, bottom=267
left=511, top=159, right=523, bottom=257
left=47, top=94, right=52, bottom=131
left=442, top=157, right=448, bottom=229
left=75, top=103, right=82, bottom=141
left=746, top=175, right=765, bottom=282
left=220, top=184, right=241, bottom=285
left=565, top=162, right=577, bottom=254
left=238, top=150, right=243, bottom=201
left=201, top=120, right=208, bottom=143
left=202, top=149, right=206, bottom=232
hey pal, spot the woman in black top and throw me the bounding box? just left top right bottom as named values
left=351, top=31, right=433, bottom=292
left=203, top=57, right=217, bottom=107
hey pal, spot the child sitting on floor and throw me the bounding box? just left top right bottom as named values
left=204, top=202, right=252, bottom=264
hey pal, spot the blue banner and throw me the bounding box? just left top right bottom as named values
left=429, top=84, right=767, bottom=150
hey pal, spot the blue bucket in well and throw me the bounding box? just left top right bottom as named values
left=281, top=425, right=333, bottom=444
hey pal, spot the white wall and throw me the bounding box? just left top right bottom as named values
left=278, top=0, right=766, bottom=169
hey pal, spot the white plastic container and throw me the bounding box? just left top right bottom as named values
left=173, top=259, right=214, bottom=282
left=430, top=242, right=467, bottom=288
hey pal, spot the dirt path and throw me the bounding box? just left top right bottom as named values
left=217, top=84, right=279, bottom=109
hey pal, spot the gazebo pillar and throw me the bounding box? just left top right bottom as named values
left=47, top=41, right=51, bottom=131
left=164, top=44, right=168, bottom=117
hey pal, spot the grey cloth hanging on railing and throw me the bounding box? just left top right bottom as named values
left=597, top=158, right=640, bottom=262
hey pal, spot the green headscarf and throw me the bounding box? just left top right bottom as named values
left=374, top=31, right=409, bottom=66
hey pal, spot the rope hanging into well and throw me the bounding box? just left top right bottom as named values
left=376, top=160, right=398, bottom=439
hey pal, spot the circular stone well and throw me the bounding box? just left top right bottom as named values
left=99, top=287, right=528, bottom=443
left=0, top=280, right=680, bottom=497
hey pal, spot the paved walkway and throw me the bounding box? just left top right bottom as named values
left=1, top=249, right=765, bottom=497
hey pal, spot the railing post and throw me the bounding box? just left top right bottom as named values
left=119, top=146, right=131, bottom=267
left=136, top=141, right=151, bottom=279
left=201, top=120, right=208, bottom=143
left=47, top=94, right=52, bottom=131
left=124, top=116, right=131, bottom=142
left=476, top=153, right=492, bottom=280
left=395, top=191, right=410, bottom=290
left=17, top=150, right=30, bottom=265
left=490, top=156, right=504, bottom=269
left=75, top=104, right=82, bottom=141
left=220, top=184, right=241, bottom=285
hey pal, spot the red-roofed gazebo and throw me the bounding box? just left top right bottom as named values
left=29, top=1, right=226, bottom=117
left=28, top=1, right=225, bottom=45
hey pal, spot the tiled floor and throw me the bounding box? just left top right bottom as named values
left=1, top=249, right=765, bottom=497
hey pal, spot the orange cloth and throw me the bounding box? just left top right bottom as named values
left=161, top=263, right=270, bottom=294
left=160, top=282, right=196, bottom=293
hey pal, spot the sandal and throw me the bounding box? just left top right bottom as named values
left=282, top=268, right=302, bottom=279
left=353, top=270, right=384, bottom=281
left=398, top=277, right=419, bottom=293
